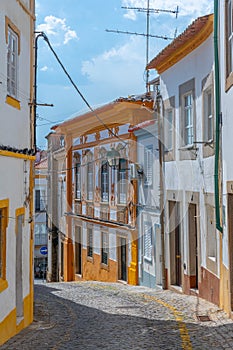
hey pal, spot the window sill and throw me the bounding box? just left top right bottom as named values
left=208, top=256, right=216, bottom=263
left=87, top=256, right=94, bottom=263
left=144, top=257, right=152, bottom=264
left=0, top=279, right=8, bottom=293
left=179, top=144, right=196, bottom=151
left=100, top=263, right=109, bottom=271
left=6, top=95, right=21, bottom=110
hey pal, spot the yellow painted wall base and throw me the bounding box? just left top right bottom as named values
left=0, top=292, right=33, bottom=346
left=220, top=264, right=231, bottom=316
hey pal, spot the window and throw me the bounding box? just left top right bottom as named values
left=144, top=146, right=153, bottom=186
left=101, top=232, right=108, bottom=265
left=101, top=161, right=109, bottom=202
left=87, top=161, right=93, bottom=201
left=226, top=0, right=233, bottom=85
left=75, top=162, right=81, bottom=200
left=87, top=228, right=93, bottom=258
left=35, top=190, right=41, bottom=211
left=118, top=159, right=127, bottom=204
left=183, top=93, right=193, bottom=146
left=164, top=109, right=173, bottom=151
left=7, top=27, right=18, bottom=99
left=75, top=226, right=82, bottom=274
left=204, top=89, right=213, bottom=142
left=35, top=189, right=46, bottom=212
left=144, top=222, right=152, bottom=261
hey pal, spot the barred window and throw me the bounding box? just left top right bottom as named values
left=101, top=232, right=108, bottom=265
left=87, top=228, right=93, bottom=258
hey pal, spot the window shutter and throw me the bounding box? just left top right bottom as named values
left=144, top=146, right=153, bottom=186
left=144, top=223, right=152, bottom=260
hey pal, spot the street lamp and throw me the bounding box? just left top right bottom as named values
left=106, top=147, right=120, bottom=168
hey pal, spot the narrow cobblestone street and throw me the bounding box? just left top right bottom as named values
left=1, top=281, right=233, bottom=349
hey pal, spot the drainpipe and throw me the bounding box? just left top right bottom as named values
left=156, top=86, right=167, bottom=289
left=214, top=0, right=223, bottom=233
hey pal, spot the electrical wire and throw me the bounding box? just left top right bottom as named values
left=38, top=32, right=128, bottom=147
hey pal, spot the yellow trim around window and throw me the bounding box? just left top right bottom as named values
left=15, top=208, right=25, bottom=235
left=6, top=95, right=21, bottom=110
left=0, top=199, right=9, bottom=292
left=5, top=16, right=21, bottom=54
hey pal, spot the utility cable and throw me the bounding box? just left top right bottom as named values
left=38, top=32, right=128, bottom=147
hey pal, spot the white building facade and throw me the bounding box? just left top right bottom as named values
left=147, top=15, right=220, bottom=304
left=129, top=121, right=161, bottom=288
left=0, top=0, right=35, bottom=345
left=218, top=0, right=233, bottom=315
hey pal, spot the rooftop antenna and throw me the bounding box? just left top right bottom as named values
left=106, top=3, right=179, bottom=92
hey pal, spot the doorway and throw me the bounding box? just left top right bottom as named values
left=75, top=226, right=82, bottom=275
left=118, top=237, right=127, bottom=281
left=228, top=194, right=233, bottom=310
left=16, top=214, right=24, bottom=322
left=188, top=203, right=198, bottom=289
left=169, top=201, right=182, bottom=286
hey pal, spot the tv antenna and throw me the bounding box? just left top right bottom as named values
left=106, top=1, right=179, bottom=92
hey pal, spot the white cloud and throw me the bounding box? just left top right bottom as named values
left=81, top=36, right=147, bottom=97
left=37, top=15, right=78, bottom=45
left=121, top=0, right=213, bottom=19
left=40, top=65, right=48, bottom=72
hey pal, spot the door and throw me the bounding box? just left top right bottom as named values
left=169, top=201, right=182, bottom=286
left=118, top=237, right=127, bottom=281
left=228, top=194, right=233, bottom=310
left=188, top=203, right=198, bottom=289
left=75, top=226, right=82, bottom=275
left=16, top=214, right=24, bottom=321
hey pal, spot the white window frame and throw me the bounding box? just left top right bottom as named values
left=164, top=109, right=173, bottom=151
left=144, top=222, right=152, bottom=262
left=87, top=228, right=93, bottom=258
left=203, top=88, right=213, bottom=142
left=183, top=92, right=193, bottom=146
left=101, top=232, right=108, bottom=265
left=75, top=162, right=81, bottom=200
left=118, top=159, right=127, bottom=205
left=101, top=162, right=109, bottom=203
left=87, top=161, right=93, bottom=201
left=7, top=27, right=18, bottom=99
left=227, top=0, right=233, bottom=76
left=144, top=146, right=153, bottom=187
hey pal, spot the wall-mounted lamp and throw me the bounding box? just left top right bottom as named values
left=106, top=148, right=120, bottom=168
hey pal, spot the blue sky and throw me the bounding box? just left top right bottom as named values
left=35, top=0, right=214, bottom=148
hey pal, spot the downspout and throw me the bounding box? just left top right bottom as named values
left=214, top=0, right=223, bottom=233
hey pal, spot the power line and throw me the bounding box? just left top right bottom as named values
left=107, top=2, right=179, bottom=91
left=36, top=32, right=128, bottom=147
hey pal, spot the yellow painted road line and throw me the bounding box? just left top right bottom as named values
left=143, top=294, right=192, bottom=350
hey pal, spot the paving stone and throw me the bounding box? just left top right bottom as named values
left=1, top=280, right=233, bottom=349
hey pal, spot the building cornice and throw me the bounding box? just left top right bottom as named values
left=147, top=14, right=213, bottom=74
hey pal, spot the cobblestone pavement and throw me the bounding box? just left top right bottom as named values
left=1, top=280, right=233, bottom=349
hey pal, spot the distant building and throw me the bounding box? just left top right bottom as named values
left=129, top=119, right=161, bottom=288
left=50, top=96, right=154, bottom=284
left=46, top=132, right=66, bottom=282
left=0, top=0, right=35, bottom=345
left=147, top=14, right=217, bottom=303
left=34, top=153, right=48, bottom=279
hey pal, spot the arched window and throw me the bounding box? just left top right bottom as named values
left=118, top=158, right=127, bottom=204
left=101, top=161, right=109, bottom=203
left=74, top=152, right=81, bottom=200
left=87, top=153, right=94, bottom=201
